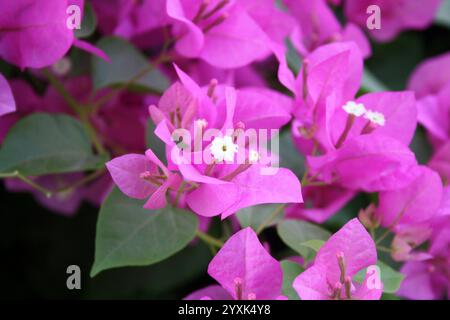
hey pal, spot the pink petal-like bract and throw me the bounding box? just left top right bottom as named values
left=208, top=227, right=283, bottom=300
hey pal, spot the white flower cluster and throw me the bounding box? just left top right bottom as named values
left=342, top=101, right=385, bottom=126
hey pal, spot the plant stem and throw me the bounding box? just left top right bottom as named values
left=43, top=69, right=107, bottom=155
left=173, top=181, right=185, bottom=207
left=0, top=169, right=106, bottom=199
left=79, top=111, right=106, bottom=155
left=375, top=210, right=404, bottom=245
left=195, top=230, right=224, bottom=248
left=369, top=226, right=376, bottom=239
left=335, top=114, right=355, bottom=148
left=43, top=69, right=81, bottom=114
left=377, top=245, right=392, bottom=253
left=91, top=54, right=170, bottom=112
left=256, top=204, right=286, bottom=235
left=0, top=171, right=52, bottom=198
left=55, top=169, right=105, bottom=193
left=375, top=229, right=391, bottom=245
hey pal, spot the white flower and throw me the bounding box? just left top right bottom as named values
left=364, top=110, right=386, bottom=126
left=195, top=118, right=208, bottom=128
left=210, top=136, right=238, bottom=162
left=342, top=101, right=366, bottom=117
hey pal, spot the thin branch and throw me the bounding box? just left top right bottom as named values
left=0, top=171, right=52, bottom=198
left=43, top=69, right=81, bottom=114
left=256, top=204, right=286, bottom=235
left=195, top=230, right=224, bottom=248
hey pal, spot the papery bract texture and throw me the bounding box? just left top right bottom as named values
left=0, top=74, right=15, bottom=117
left=293, top=218, right=382, bottom=300
left=207, top=227, right=283, bottom=300
left=0, top=0, right=76, bottom=69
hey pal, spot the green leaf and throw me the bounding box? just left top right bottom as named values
left=410, top=127, right=433, bottom=164
left=285, top=39, right=302, bottom=75
left=277, top=220, right=331, bottom=258
left=236, top=204, right=285, bottom=231
left=92, top=37, right=169, bottom=93
left=0, top=113, right=106, bottom=176
left=279, top=128, right=304, bottom=178
left=281, top=260, right=304, bottom=300
left=86, top=243, right=211, bottom=299
left=435, top=0, right=450, bottom=28
left=361, top=68, right=389, bottom=92
left=366, top=33, right=423, bottom=90
left=354, top=260, right=404, bottom=294
left=381, top=293, right=401, bottom=300
left=300, top=239, right=325, bottom=252
left=90, top=188, right=198, bottom=277
left=146, top=119, right=167, bottom=162
left=377, top=261, right=405, bottom=293
left=75, top=2, right=97, bottom=38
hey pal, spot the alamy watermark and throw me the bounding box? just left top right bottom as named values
left=367, top=5, right=382, bottom=30
left=66, top=5, right=81, bottom=30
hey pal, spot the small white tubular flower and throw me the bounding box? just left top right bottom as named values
left=195, top=118, right=208, bottom=128
left=342, top=101, right=366, bottom=117
left=210, top=136, right=238, bottom=162
left=364, top=110, right=386, bottom=126
left=248, top=149, right=259, bottom=163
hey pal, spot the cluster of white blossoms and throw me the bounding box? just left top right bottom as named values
left=210, top=135, right=239, bottom=162
left=342, top=101, right=386, bottom=126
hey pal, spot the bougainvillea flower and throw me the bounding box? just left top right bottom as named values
left=0, top=0, right=74, bottom=69
left=293, top=218, right=382, bottom=300
left=0, top=74, right=15, bottom=117
left=307, top=134, right=419, bottom=192
left=388, top=178, right=450, bottom=261
left=344, top=0, right=442, bottom=42
left=186, top=227, right=285, bottom=300
left=278, top=41, right=419, bottom=192
left=149, top=64, right=293, bottom=142
left=287, top=41, right=417, bottom=155
left=376, top=166, right=443, bottom=230
left=176, top=60, right=267, bottom=88
left=407, top=53, right=450, bottom=148
left=284, top=0, right=371, bottom=58
left=285, top=42, right=363, bottom=154
left=408, top=52, right=450, bottom=99
left=146, top=65, right=302, bottom=217
left=106, top=149, right=182, bottom=210
left=286, top=185, right=355, bottom=223
left=391, top=225, right=433, bottom=262
left=166, top=0, right=294, bottom=68
left=172, top=71, right=299, bottom=215
left=397, top=216, right=450, bottom=300
left=332, top=91, right=417, bottom=146
left=185, top=164, right=302, bottom=218
left=296, top=42, right=363, bottom=113
left=184, top=285, right=232, bottom=300
left=91, top=0, right=171, bottom=48
left=0, top=0, right=108, bottom=69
